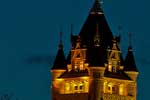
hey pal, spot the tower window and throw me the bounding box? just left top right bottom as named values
left=107, top=83, right=112, bottom=93
left=108, top=64, right=112, bottom=72
left=80, top=61, right=84, bottom=70
left=112, top=60, right=118, bottom=72
left=80, top=85, right=83, bottom=90
left=105, top=82, right=119, bottom=94
left=74, top=85, right=78, bottom=90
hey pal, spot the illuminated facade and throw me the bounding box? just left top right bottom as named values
left=51, top=0, right=139, bottom=100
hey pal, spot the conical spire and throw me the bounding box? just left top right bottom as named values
left=69, top=0, right=113, bottom=67
left=51, top=31, right=66, bottom=70
left=90, top=0, right=103, bottom=14
left=124, top=33, right=138, bottom=72
left=124, top=46, right=138, bottom=71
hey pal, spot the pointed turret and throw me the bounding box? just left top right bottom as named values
left=51, top=31, right=67, bottom=70
left=124, top=46, right=138, bottom=72
left=77, top=0, right=113, bottom=67
left=124, top=33, right=138, bottom=72
left=124, top=33, right=138, bottom=81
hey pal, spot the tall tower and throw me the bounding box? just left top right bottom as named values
left=51, top=0, right=139, bottom=100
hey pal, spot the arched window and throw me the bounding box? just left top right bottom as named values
left=104, top=82, right=119, bottom=94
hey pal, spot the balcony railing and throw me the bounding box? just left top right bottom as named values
left=103, top=93, right=134, bottom=100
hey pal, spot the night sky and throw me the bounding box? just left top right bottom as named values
left=0, top=0, right=149, bottom=100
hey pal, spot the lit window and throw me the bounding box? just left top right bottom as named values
left=74, top=65, right=78, bottom=70
left=74, top=85, right=78, bottom=90
left=112, top=86, right=118, bottom=94
left=119, top=84, right=124, bottom=95
left=112, top=60, right=118, bottom=72
left=80, top=61, right=84, bottom=70
left=84, top=81, right=89, bottom=92
left=107, top=83, right=118, bottom=94
left=65, top=83, right=70, bottom=93
left=80, top=85, right=83, bottom=90
left=108, top=64, right=112, bottom=72
left=112, top=60, right=117, bottom=67
left=112, top=66, right=117, bottom=72
left=112, top=87, right=115, bottom=91
left=107, top=83, right=112, bottom=93
left=103, top=82, right=107, bottom=93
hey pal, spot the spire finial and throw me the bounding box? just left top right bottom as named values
left=59, top=30, right=63, bottom=49
left=128, top=32, right=133, bottom=51
left=90, top=0, right=103, bottom=14
left=129, top=32, right=132, bottom=47
left=96, top=23, right=99, bottom=35
left=95, top=0, right=103, bottom=4
left=94, top=23, right=100, bottom=47
left=77, top=36, right=81, bottom=42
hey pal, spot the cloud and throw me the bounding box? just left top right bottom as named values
left=24, top=55, right=55, bottom=66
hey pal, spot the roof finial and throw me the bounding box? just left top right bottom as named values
left=59, top=30, right=63, bottom=49
left=95, top=0, right=103, bottom=4
left=129, top=32, right=132, bottom=47
left=96, top=23, right=99, bottom=35
left=128, top=32, right=133, bottom=51
left=75, top=36, right=81, bottom=49
left=90, top=0, right=103, bottom=14
left=94, top=23, right=100, bottom=47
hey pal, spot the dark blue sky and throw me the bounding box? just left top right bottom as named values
left=0, top=0, right=149, bottom=100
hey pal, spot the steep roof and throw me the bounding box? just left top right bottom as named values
left=59, top=70, right=89, bottom=78
left=124, top=46, right=138, bottom=72
left=77, top=0, right=113, bottom=66
left=104, top=70, right=131, bottom=80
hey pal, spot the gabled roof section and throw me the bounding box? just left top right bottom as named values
left=107, top=38, right=124, bottom=66
left=111, top=38, right=120, bottom=51
left=79, top=0, right=113, bottom=47
left=124, top=46, right=138, bottom=72
left=90, top=0, right=103, bottom=14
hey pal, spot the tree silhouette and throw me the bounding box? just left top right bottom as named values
left=0, top=93, right=17, bottom=100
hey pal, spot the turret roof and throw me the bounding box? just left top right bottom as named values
left=124, top=46, right=138, bottom=72
left=68, top=0, right=113, bottom=67
left=51, top=32, right=67, bottom=70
